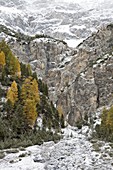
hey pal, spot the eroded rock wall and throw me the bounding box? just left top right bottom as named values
left=7, top=24, right=113, bottom=125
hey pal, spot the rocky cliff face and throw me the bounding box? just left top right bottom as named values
left=4, top=24, right=113, bottom=125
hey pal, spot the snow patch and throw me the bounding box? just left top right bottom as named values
left=65, top=39, right=84, bottom=48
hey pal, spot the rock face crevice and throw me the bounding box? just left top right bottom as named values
left=93, top=71, right=100, bottom=109
left=5, top=24, right=113, bottom=125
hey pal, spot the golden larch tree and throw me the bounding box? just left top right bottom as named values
left=21, top=77, right=40, bottom=104
left=0, top=51, right=6, bottom=68
left=23, top=99, right=37, bottom=127
left=7, top=81, right=18, bottom=105
left=106, top=106, right=113, bottom=132
left=14, top=57, right=21, bottom=78
left=57, top=105, right=64, bottom=118
left=10, top=56, right=21, bottom=78
left=21, top=76, right=40, bottom=127
left=31, top=78, right=40, bottom=104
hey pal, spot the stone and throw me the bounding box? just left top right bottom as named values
left=33, top=155, right=45, bottom=163
left=4, top=24, right=113, bottom=126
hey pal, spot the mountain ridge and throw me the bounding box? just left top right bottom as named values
left=0, top=0, right=113, bottom=47
left=1, top=23, right=113, bottom=126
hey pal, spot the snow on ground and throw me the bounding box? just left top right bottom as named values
left=0, top=6, right=21, bottom=14
left=0, top=146, right=45, bottom=170
left=65, top=39, right=84, bottom=48
left=56, top=0, right=112, bottom=9
left=1, top=125, right=113, bottom=170
left=0, top=0, right=113, bottom=48
left=54, top=25, right=74, bottom=36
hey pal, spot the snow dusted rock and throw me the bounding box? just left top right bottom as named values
left=8, top=37, right=68, bottom=78
left=33, top=155, right=45, bottom=163
left=0, top=0, right=113, bottom=47
left=1, top=126, right=113, bottom=170
left=1, top=1, right=113, bottom=125
left=81, top=126, right=89, bottom=135
left=3, top=24, right=113, bottom=126
left=44, top=129, right=113, bottom=170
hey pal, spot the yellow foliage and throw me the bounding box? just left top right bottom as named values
left=57, top=105, right=64, bottom=117
left=23, top=99, right=37, bottom=127
left=0, top=51, right=6, bottom=67
left=21, top=77, right=40, bottom=127
left=0, top=40, right=21, bottom=77
left=106, top=106, right=113, bottom=131
left=32, top=78, right=40, bottom=104
left=14, top=57, right=21, bottom=78
left=10, top=56, right=21, bottom=78
left=101, top=106, right=113, bottom=136
left=7, top=81, right=18, bottom=105
left=21, top=76, right=40, bottom=105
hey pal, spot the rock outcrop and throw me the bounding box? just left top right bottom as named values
left=2, top=24, right=113, bottom=125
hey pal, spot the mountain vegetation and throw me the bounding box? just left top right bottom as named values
left=96, top=106, right=113, bottom=142
left=0, top=40, right=64, bottom=149
left=0, top=24, right=67, bottom=45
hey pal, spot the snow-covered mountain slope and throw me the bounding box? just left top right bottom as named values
left=1, top=126, right=113, bottom=170
left=0, top=0, right=113, bottom=47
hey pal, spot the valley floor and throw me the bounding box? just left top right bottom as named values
left=0, top=126, right=113, bottom=170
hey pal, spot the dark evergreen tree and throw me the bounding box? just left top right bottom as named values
left=32, top=72, right=38, bottom=80
left=60, top=114, right=65, bottom=128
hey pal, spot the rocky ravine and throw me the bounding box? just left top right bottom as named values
left=1, top=126, right=113, bottom=170
left=2, top=24, right=113, bottom=125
